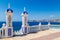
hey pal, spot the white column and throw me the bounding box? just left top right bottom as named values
left=6, top=15, right=8, bottom=27
left=48, top=22, right=50, bottom=29
left=39, top=22, right=41, bottom=31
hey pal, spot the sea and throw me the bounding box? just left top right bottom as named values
left=0, top=21, right=60, bottom=31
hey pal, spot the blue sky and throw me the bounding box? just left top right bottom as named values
left=0, top=0, right=60, bottom=21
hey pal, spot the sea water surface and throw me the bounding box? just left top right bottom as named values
left=0, top=21, right=60, bottom=31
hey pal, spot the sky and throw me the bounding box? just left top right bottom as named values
left=0, top=0, right=60, bottom=21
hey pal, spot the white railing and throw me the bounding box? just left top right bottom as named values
left=51, top=25, right=60, bottom=26
left=29, top=25, right=39, bottom=33
left=38, top=22, right=50, bottom=31
left=14, top=23, right=50, bottom=35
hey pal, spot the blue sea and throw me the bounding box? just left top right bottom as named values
left=0, top=21, right=60, bottom=31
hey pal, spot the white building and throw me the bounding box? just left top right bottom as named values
left=0, top=3, right=13, bottom=38
left=21, top=7, right=29, bottom=35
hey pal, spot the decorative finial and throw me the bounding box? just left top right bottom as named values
left=24, top=7, right=26, bottom=11
left=8, top=3, right=10, bottom=8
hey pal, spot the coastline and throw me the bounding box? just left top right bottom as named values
left=0, top=29, right=60, bottom=40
